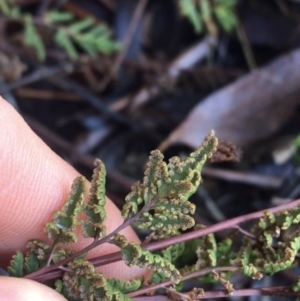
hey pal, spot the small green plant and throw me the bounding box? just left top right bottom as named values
left=0, top=0, right=120, bottom=61
left=293, top=134, right=300, bottom=165
left=5, top=131, right=300, bottom=300
left=179, top=0, right=238, bottom=35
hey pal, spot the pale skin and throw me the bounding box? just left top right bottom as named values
left=0, top=97, right=145, bottom=300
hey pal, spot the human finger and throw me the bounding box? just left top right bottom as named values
left=0, top=98, right=143, bottom=279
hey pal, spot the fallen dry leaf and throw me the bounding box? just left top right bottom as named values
left=159, top=48, right=300, bottom=151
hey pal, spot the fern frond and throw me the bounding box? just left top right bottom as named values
left=179, top=264, right=197, bottom=276
left=161, top=242, right=186, bottom=263
left=113, top=234, right=181, bottom=284
left=214, top=1, right=237, bottom=32
left=45, top=10, right=74, bottom=23
left=51, top=247, right=76, bottom=263
left=276, top=207, right=300, bottom=230
left=196, top=229, right=217, bottom=269
left=24, top=252, right=40, bottom=274
left=0, top=0, right=11, bottom=15
left=54, top=29, right=79, bottom=60
left=9, top=129, right=300, bottom=300
left=44, top=176, right=86, bottom=244
left=108, top=277, right=143, bottom=293
left=122, top=131, right=218, bottom=239
left=8, top=250, right=24, bottom=277
left=69, top=18, right=95, bottom=33
left=82, top=159, right=107, bottom=239
left=23, top=14, right=46, bottom=61
left=26, top=239, right=50, bottom=261
left=62, top=258, right=135, bottom=301
left=179, top=0, right=238, bottom=34
left=231, top=237, right=259, bottom=278
left=217, top=237, right=233, bottom=259
left=150, top=241, right=185, bottom=285
left=49, top=8, right=120, bottom=59
left=231, top=205, right=300, bottom=280
left=293, top=277, right=300, bottom=292
left=1, top=3, right=119, bottom=61
left=179, top=0, right=203, bottom=33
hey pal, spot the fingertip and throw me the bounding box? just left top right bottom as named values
left=0, top=277, right=67, bottom=301
left=0, top=97, right=80, bottom=256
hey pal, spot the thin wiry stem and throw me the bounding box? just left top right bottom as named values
left=25, top=198, right=300, bottom=282
left=128, top=266, right=240, bottom=298
left=132, top=285, right=300, bottom=300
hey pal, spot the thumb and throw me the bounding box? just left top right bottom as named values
left=0, top=276, right=66, bottom=301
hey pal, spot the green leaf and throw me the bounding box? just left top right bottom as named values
left=215, top=0, right=237, bottom=5
left=217, top=237, right=233, bottom=259
left=82, top=159, right=107, bottom=239
left=179, top=0, right=203, bottom=33
left=10, top=6, right=21, bottom=17
left=55, top=176, right=86, bottom=228
left=55, top=279, right=63, bottom=293
left=294, top=134, right=300, bottom=147
left=69, top=18, right=95, bottom=33
left=88, top=24, right=108, bottom=36
left=44, top=176, right=86, bottom=243
left=123, top=242, right=181, bottom=283
left=54, top=29, right=78, bottom=60
left=94, top=36, right=121, bottom=54
left=23, top=14, right=46, bottom=61
left=24, top=252, right=39, bottom=274
left=72, top=23, right=120, bottom=57
left=27, top=239, right=50, bottom=261
left=73, top=36, right=98, bottom=58
left=113, top=234, right=181, bottom=284
left=138, top=211, right=195, bottom=238
left=292, top=277, right=300, bottom=292
left=8, top=251, right=24, bottom=277
left=161, top=242, right=185, bottom=263
left=108, top=277, right=143, bottom=293
left=63, top=259, right=121, bottom=301
left=276, top=207, right=300, bottom=230
left=0, top=0, right=11, bottom=15
left=196, top=230, right=217, bottom=269
left=179, top=0, right=238, bottom=34
left=214, top=5, right=237, bottom=32
left=236, top=237, right=259, bottom=278
left=122, top=131, right=217, bottom=239
left=199, top=0, right=212, bottom=22
left=52, top=248, right=75, bottom=263
left=46, top=10, right=74, bottom=23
